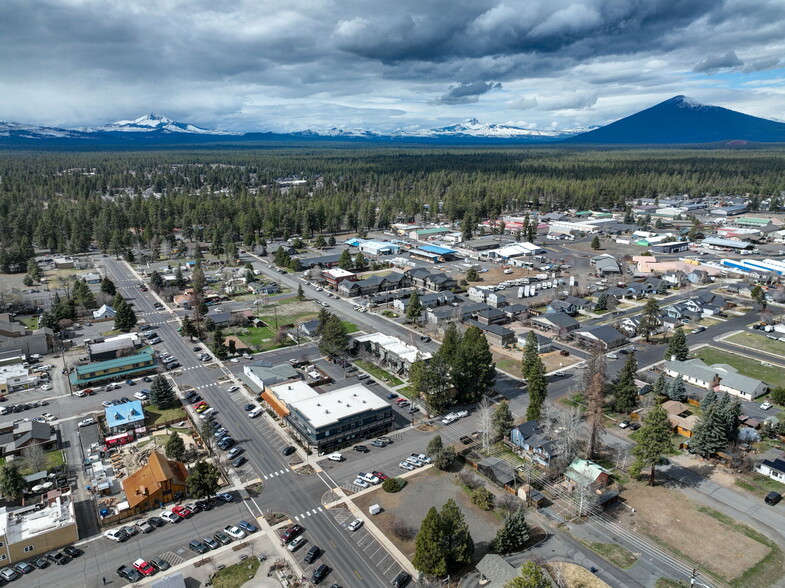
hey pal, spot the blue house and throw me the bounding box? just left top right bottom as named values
left=104, top=400, right=145, bottom=433
left=509, top=420, right=556, bottom=467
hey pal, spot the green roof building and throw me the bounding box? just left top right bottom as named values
left=69, top=350, right=158, bottom=387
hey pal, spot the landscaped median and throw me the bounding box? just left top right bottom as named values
left=354, top=359, right=404, bottom=386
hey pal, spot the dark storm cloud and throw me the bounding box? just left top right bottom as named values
left=436, top=82, right=502, bottom=105
left=693, top=51, right=744, bottom=74
left=0, top=0, right=784, bottom=131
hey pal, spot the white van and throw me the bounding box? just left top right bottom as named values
left=199, top=407, right=216, bottom=419
left=248, top=407, right=263, bottom=418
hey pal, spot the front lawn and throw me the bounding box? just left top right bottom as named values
left=353, top=360, right=404, bottom=386
left=734, top=472, right=785, bottom=498
left=237, top=326, right=276, bottom=347
left=726, top=331, right=785, bottom=357
left=18, top=450, right=64, bottom=476
left=145, top=405, right=187, bottom=426
left=210, top=557, right=260, bottom=588
left=342, top=320, right=360, bottom=334
left=694, top=347, right=781, bottom=383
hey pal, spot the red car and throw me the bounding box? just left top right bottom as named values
left=372, top=471, right=388, bottom=481
left=171, top=505, right=192, bottom=519
left=132, top=558, right=156, bottom=576
left=281, top=524, right=304, bottom=542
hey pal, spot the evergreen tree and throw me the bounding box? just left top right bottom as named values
left=181, top=315, right=198, bottom=340
left=631, top=404, right=672, bottom=486
left=690, top=403, right=728, bottom=458
left=521, top=331, right=539, bottom=379
left=653, top=373, right=667, bottom=396
left=504, top=561, right=551, bottom=588
left=438, top=323, right=461, bottom=365
left=492, top=402, right=514, bottom=443
left=638, top=297, right=660, bottom=341
left=591, top=235, right=601, bottom=250
left=433, top=446, right=456, bottom=470
left=716, top=393, right=741, bottom=443
left=701, top=388, right=718, bottom=412
left=165, top=431, right=186, bottom=462
left=595, top=292, right=608, bottom=311
left=426, top=435, right=444, bottom=458
left=440, top=499, right=474, bottom=572
left=174, top=267, right=186, bottom=289
left=211, top=327, right=228, bottom=359
left=288, top=257, right=302, bottom=272
left=452, top=326, right=495, bottom=404
left=338, top=249, right=353, bottom=270
left=0, top=464, right=26, bottom=500
left=100, top=276, right=116, bottom=296
left=413, top=507, right=447, bottom=577
left=354, top=252, right=367, bottom=271
left=410, top=355, right=454, bottom=415
left=328, top=235, right=336, bottom=246
left=525, top=357, right=547, bottom=421
left=318, top=313, right=349, bottom=359
left=187, top=460, right=220, bottom=500
left=114, top=301, right=137, bottom=332
left=405, top=290, right=423, bottom=323
left=750, top=285, right=767, bottom=311
left=667, top=375, right=687, bottom=402
left=613, top=351, right=638, bottom=414
left=664, top=327, right=689, bottom=361
left=465, top=267, right=479, bottom=281
left=150, top=270, right=164, bottom=291
left=297, top=284, right=305, bottom=300
left=27, top=258, right=42, bottom=282
left=492, top=509, right=530, bottom=554
left=316, top=307, right=331, bottom=336
left=112, top=292, right=125, bottom=309
left=149, top=375, right=177, bottom=409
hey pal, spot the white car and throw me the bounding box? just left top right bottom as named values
left=760, top=401, right=773, bottom=410
left=358, top=472, right=380, bottom=485
left=399, top=461, right=415, bottom=471
left=104, top=529, right=126, bottom=542
left=227, top=386, right=240, bottom=393
left=42, top=412, right=56, bottom=422
left=406, top=456, right=423, bottom=467
left=78, top=418, right=95, bottom=427
left=224, top=525, right=246, bottom=540
left=327, top=453, right=343, bottom=462
left=160, top=511, right=179, bottom=524
left=347, top=518, right=364, bottom=531
left=134, top=391, right=148, bottom=401
left=353, top=478, right=370, bottom=488
left=413, top=453, right=431, bottom=464
left=230, top=358, right=240, bottom=363
left=441, top=413, right=457, bottom=425
left=40, top=384, right=52, bottom=391
left=607, top=353, right=619, bottom=360
left=455, top=410, right=469, bottom=418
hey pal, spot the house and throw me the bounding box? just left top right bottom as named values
left=424, top=272, right=457, bottom=292
left=564, top=458, right=611, bottom=489
left=572, top=325, right=626, bottom=350
left=692, top=291, right=727, bottom=309
left=0, top=419, right=58, bottom=458
left=529, top=312, right=580, bottom=335
left=618, top=317, right=641, bottom=336
left=299, top=319, right=320, bottom=337
left=321, top=268, right=356, bottom=287
left=392, top=291, right=457, bottom=313
left=121, top=451, right=188, bottom=511
left=660, top=400, right=699, bottom=437
left=426, top=306, right=460, bottom=327
left=467, top=287, right=489, bottom=303
left=662, top=270, right=688, bottom=287
left=464, top=320, right=516, bottom=347
left=475, top=554, right=521, bottom=588
left=591, top=254, right=621, bottom=274
left=503, top=303, right=529, bottom=320
left=516, top=332, right=553, bottom=354
left=475, top=307, right=508, bottom=325
left=626, top=282, right=654, bottom=299
left=88, top=333, right=142, bottom=361
left=83, top=272, right=101, bottom=284
left=485, top=291, right=507, bottom=308
left=564, top=296, right=594, bottom=314
left=546, top=299, right=578, bottom=315
left=756, top=457, right=785, bottom=483
left=476, top=457, right=516, bottom=488
left=687, top=269, right=710, bottom=284
left=0, top=314, right=53, bottom=356
left=92, top=304, right=116, bottom=321
left=509, top=420, right=557, bottom=467
left=352, top=333, right=431, bottom=376
left=664, top=358, right=768, bottom=400
left=241, top=362, right=300, bottom=394
left=254, top=282, right=281, bottom=295
left=661, top=302, right=701, bottom=322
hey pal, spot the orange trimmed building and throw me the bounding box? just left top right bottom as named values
left=122, top=451, right=188, bottom=511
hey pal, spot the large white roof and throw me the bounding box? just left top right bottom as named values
left=288, top=383, right=388, bottom=429
left=353, top=333, right=431, bottom=363
left=270, top=380, right=318, bottom=404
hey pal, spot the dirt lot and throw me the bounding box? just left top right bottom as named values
left=353, top=467, right=502, bottom=561
left=493, top=345, right=581, bottom=379
left=617, top=482, right=770, bottom=581
left=545, top=562, right=611, bottom=588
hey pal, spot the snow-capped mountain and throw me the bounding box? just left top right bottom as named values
left=0, top=121, right=90, bottom=140
left=292, top=128, right=381, bottom=139
left=91, top=113, right=237, bottom=135
left=390, top=118, right=584, bottom=139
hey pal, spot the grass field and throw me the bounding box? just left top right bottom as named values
left=726, top=331, right=785, bottom=357
left=354, top=360, right=404, bottom=386
left=694, top=347, right=782, bottom=383
left=145, top=406, right=187, bottom=426
left=237, top=326, right=276, bottom=347
left=210, top=557, right=260, bottom=588
left=577, top=540, right=639, bottom=569
left=342, top=321, right=360, bottom=334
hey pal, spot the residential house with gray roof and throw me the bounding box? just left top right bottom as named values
left=664, top=358, right=767, bottom=400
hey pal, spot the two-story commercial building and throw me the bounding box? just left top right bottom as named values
left=69, top=350, right=158, bottom=388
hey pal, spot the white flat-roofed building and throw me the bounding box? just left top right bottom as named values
left=285, top=383, right=393, bottom=451
left=269, top=380, right=317, bottom=405
left=0, top=492, right=79, bottom=563
left=352, top=333, right=431, bottom=376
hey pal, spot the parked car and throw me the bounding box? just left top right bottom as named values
left=282, top=445, right=297, bottom=456
left=214, top=531, right=232, bottom=545
left=353, top=445, right=369, bottom=453
left=327, top=452, right=343, bottom=462
left=311, top=564, right=330, bottom=584
left=227, top=446, right=245, bottom=459
left=392, top=571, right=412, bottom=588
left=104, top=529, right=128, bottom=542
left=358, top=472, right=380, bottom=485
left=188, top=540, right=210, bottom=554
left=117, top=565, right=143, bottom=582
left=281, top=524, right=304, bottom=542
left=30, top=557, right=49, bottom=569
left=147, top=516, right=165, bottom=528
left=203, top=536, right=220, bottom=550
left=160, top=511, right=180, bottom=524
left=303, top=545, right=321, bottom=564
left=14, top=561, right=34, bottom=575
left=172, top=505, right=192, bottom=519
left=370, top=439, right=386, bottom=448
left=353, top=478, right=369, bottom=488
left=78, top=417, right=95, bottom=427
left=224, top=525, right=247, bottom=540
left=63, top=546, right=82, bottom=557
left=238, top=520, right=258, bottom=534
left=232, top=455, right=248, bottom=467
left=347, top=518, right=363, bottom=531
left=149, top=557, right=171, bottom=572
left=761, top=401, right=773, bottom=410
left=399, top=461, right=415, bottom=471
left=0, top=568, right=19, bottom=582
left=765, top=491, right=782, bottom=505
left=216, top=492, right=234, bottom=502
left=132, top=558, right=156, bottom=576
left=227, top=385, right=240, bottom=392
left=46, top=552, right=71, bottom=566
left=288, top=535, right=307, bottom=551
left=618, top=420, right=630, bottom=429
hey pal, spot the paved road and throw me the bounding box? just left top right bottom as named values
left=100, top=258, right=406, bottom=588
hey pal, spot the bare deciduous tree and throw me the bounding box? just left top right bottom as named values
left=572, top=470, right=600, bottom=518
left=613, top=443, right=632, bottom=472
left=477, top=397, right=494, bottom=453
left=390, top=517, right=417, bottom=541
left=21, top=444, right=48, bottom=473
left=583, top=344, right=607, bottom=459
left=457, top=470, right=482, bottom=490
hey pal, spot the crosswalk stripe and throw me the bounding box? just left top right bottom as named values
left=311, top=509, right=317, bottom=515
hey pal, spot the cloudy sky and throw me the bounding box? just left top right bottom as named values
left=3, top=0, right=785, bottom=133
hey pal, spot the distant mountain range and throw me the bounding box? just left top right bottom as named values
left=566, top=95, right=785, bottom=144
left=3, top=97, right=785, bottom=147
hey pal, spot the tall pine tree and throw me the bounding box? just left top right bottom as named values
left=664, top=327, right=689, bottom=361
left=413, top=507, right=447, bottom=577
left=613, top=351, right=638, bottom=414
left=631, top=403, right=672, bottom=486
left=452, top=326, right=495, bottom=404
